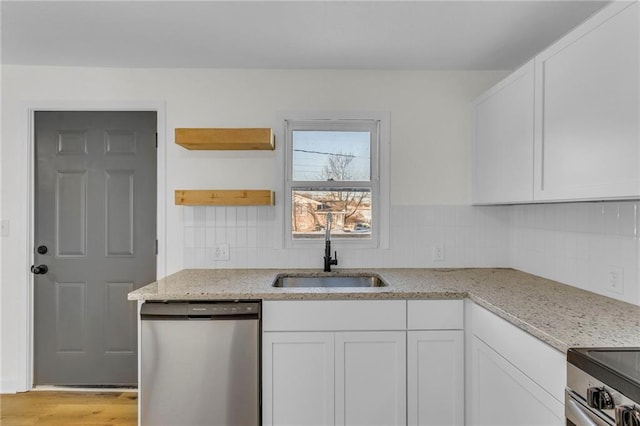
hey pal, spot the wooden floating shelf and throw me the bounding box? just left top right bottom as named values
left=175, top=128, right=274, bottom=150
left=175, top=190, right=275, bottom=206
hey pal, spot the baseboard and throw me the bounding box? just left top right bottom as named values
left=33, top=385, right=138, bottom=393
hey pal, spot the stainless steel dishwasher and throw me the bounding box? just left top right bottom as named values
left=140, top=301, right=260, bottom=426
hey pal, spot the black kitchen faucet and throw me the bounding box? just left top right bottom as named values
left=323, top=212, right=338, bottom=272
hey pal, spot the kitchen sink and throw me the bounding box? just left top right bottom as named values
left=272, top=274, right=387, bottom=288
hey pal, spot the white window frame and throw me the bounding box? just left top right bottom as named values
left=277, top=111, right=390, bottom=249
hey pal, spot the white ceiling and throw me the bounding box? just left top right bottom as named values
left=1, top=0, right=610, bottom=70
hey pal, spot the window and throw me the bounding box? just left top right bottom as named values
left=283, top=114, right=389, bottom=248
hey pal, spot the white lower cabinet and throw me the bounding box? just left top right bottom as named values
left=263, top=330, right=406, bottom=426
left=262, top=300, right=408, bottom=426
left=335, top=331, right=407, bottom=426
left=470, top=336, right=564, bottom=426
left=262, top=332, right=335, bottom=426
left=466, top=301, right=565, bottom=426
left=262, top=300, right=466, bottom=426
left=407, top=300, right=464, bottom=426
left=408, top=330, right=464, bottom=426
left=263, top=299, right=565, bottom=426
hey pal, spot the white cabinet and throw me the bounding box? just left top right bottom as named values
left=474, top=1, right=640, bottom=204
left=470, top=336, right=564, bottom=426
left=263, top=299, right=465, bottom=426
left=466, top=302, right=565, bottom=426
left=262, top=332, right=334, bottom=426
left=473, top=60, right=535, bottom=204
left=262, top=300, right=407, bottom=426
left=408, top=331, right=464, bottom=426
left=534, top=1, right=640, bottom=201
left=335, top=332, right=406, bottom=426
left=264, top=330, right=407, bottom=426
left=407, top=300, right=464, bottom=426
left=263, top=299, right=406, bottom=331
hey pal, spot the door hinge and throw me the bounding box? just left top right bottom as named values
left=155, top=239, right=158, bottom=255
left=155, top=133, right=158, bottom=148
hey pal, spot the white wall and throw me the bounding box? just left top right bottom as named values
left=0, top=65, right=505, bottom=392
left=0, top=19, right=4, bottom=392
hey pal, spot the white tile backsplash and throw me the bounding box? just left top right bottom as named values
left=183, top=205, right=511, bottom=270
left=193, top=207, right=206, bottom=227
left=510, top=202, right=639, bottom=305
left=182, top=201, right=640, bottom=306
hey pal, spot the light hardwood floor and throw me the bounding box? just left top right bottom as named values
left=0, top=391, right=137, bottom=426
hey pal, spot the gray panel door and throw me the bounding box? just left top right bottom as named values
left=34, top=111, right=156, bottom=386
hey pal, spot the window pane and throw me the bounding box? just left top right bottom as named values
left=292, top=131, right=371, bottom=181
left=292, top=189, right=372, bottom=240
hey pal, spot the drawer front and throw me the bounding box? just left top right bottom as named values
left=263, top=300, right=406, bottom=331
left=407, top=300, right=463, bottom=330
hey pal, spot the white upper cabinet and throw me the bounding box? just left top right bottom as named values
left=473, top=60, right=535, bottom=204
left=474, top=1, right=640, bottom=204
left=534, top=1, right=640, bottom=201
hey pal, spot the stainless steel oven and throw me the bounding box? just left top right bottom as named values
left=566, top=348, right=640, bottom=426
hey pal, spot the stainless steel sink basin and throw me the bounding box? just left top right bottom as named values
left=273, top=275, right=387, bottom=288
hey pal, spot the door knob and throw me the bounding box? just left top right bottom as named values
left=37, top=245, right=48, bottom=255
left=31, top=264, right=48, bottom=275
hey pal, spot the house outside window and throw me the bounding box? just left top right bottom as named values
left=282, top=113, right=390, bottom=249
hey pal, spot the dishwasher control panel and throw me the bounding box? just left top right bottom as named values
left=188, top=303, right=260, bottom=316
left=141, top=301, right=261, bottom=319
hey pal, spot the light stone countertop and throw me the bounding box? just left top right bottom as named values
left=128, top=268, right=640, bottom=353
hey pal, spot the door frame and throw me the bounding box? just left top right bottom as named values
left=23, top=100, right=167, bottom=390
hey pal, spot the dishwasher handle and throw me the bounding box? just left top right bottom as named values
left=141, top=301, right=260, bottom=320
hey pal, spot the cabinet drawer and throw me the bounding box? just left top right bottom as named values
left=263, top=300, right=406, bottom=331
left=408, top=300, right=463, bottom=330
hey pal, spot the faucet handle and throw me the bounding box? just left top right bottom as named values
left=333, top=251, right=338, bottom=265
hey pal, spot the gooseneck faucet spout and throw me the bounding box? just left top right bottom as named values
left=324, top=212, right=338, bottom=272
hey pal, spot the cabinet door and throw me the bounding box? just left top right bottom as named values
left=408, top=331, right=464, bottom=426
left=535, top=2, right=640, bottom=201
left=469, top=336, right=564, bottom=426
left=335, top=331, right=406, bottom=426
left=469, top=302, right=565, bottom=403
left=473, top=60, right=534, bottom=204
left=263, top=332, right=334, bottom=426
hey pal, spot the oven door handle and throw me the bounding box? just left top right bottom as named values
left=566, top=393, right=613, bottom=426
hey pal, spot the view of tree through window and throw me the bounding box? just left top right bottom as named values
left=292, top=131, right=371, bottom=181
left=290, top=129, right=373, bottom=239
